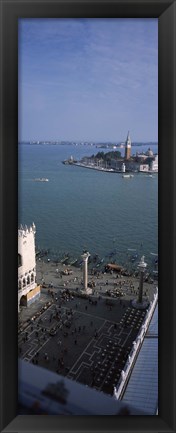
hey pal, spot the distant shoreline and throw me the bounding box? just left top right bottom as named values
left=70, top=162, right=158, bottom=175
left=18, top=141, right=158, bottom=146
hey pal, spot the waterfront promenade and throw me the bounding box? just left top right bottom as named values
left=35, top=259, right=156, bottom=298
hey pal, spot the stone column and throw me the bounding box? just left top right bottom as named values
left=81, top=252, right=90, bottom=291
left=132, top=255, right=149, bottom=309
left=81, top=252, right=93, bottom=294
left=137, top=256, right=147, bottom=304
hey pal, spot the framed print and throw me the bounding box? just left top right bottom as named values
left=0, top=0, right=176, bottom=432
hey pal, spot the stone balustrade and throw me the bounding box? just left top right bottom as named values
left=114, top=288, right=158, bottom=400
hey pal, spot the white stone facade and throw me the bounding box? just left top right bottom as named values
left=150, top=155, right=158, bottom=172
left=139, top=164, right=149, bottom=172
left=18, top=223, right=37, bottom=311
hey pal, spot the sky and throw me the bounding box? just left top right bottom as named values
left=18, top=18, right=158, bottom=142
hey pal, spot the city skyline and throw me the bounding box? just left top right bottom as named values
left=18, top=18, right=158, bottom=142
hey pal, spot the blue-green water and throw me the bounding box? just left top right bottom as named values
left=18, top=144, right=158, bottom=268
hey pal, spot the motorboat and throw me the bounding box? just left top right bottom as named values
left=34, top=178, right=49, bottom=182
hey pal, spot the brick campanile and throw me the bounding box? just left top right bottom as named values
left=124, top=131, right=131, bottom=160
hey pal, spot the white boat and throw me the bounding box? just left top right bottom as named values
left=122, top=174, right=134, bottom=178
left=34, top=178, right=49, bottom=182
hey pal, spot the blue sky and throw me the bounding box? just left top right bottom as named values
left=18, top=18, right=158, bottom=142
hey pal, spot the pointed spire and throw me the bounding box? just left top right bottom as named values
left=126, top=131, right=131, bottom=144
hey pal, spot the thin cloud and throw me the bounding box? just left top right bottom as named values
left=19, top=18, right=158, bottom=142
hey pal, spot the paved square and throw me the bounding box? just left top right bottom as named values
left=18, top=288, right=148, bottom=396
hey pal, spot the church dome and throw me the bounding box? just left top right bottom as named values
left=146, top=148, right=153, bottom=156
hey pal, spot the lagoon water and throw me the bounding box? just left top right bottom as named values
left=18, top=144, right=158, bottom=269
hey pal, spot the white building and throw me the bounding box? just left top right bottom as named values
left=139, top=164, right=149, bottom=172
left=145, top=148, right=154, bottom=157
left=18, top=223, right=40, bottom=312
left=135, top=152, right=158, bottom=173
left=150, top=154, right=158, bottom=172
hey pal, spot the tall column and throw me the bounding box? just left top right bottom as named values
left=137, top=256, right=147, bottom=304
left=81, top=252, right=90, bottom=292
left=132, top=255, right=149, bottom=309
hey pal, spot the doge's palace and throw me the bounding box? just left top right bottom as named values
left=18, top=223, right=40, bottom=312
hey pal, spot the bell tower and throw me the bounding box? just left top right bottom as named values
left=124, top=131, right=131, bottom=160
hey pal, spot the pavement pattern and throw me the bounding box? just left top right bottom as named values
left=18, top=268, right=151, bottom=396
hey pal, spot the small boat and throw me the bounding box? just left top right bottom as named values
left=69, top=258, right=78, bottom=266
left=34, top=178, right=49, bottom=182
left=60, top=253, right=70, bottom=264
left=92, top=254, right=99, bottom=263
left=122, top=174, right=134, bottom=178
left=36, top=248, right=50, bottom=258
left=62, top=157, right=77, bottom=165
left=61, top=257, right=69, bottom=265
left=130, top=253, right=138, bottom=262
left=109, top=249, right=117, bottom=258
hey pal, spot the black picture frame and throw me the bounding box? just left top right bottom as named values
left=0, top=0, right=176, bottom=432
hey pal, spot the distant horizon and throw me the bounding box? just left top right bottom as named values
left=19, top=18, right=158, bottom=142
left=19, top=139, right=158, bottom=144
